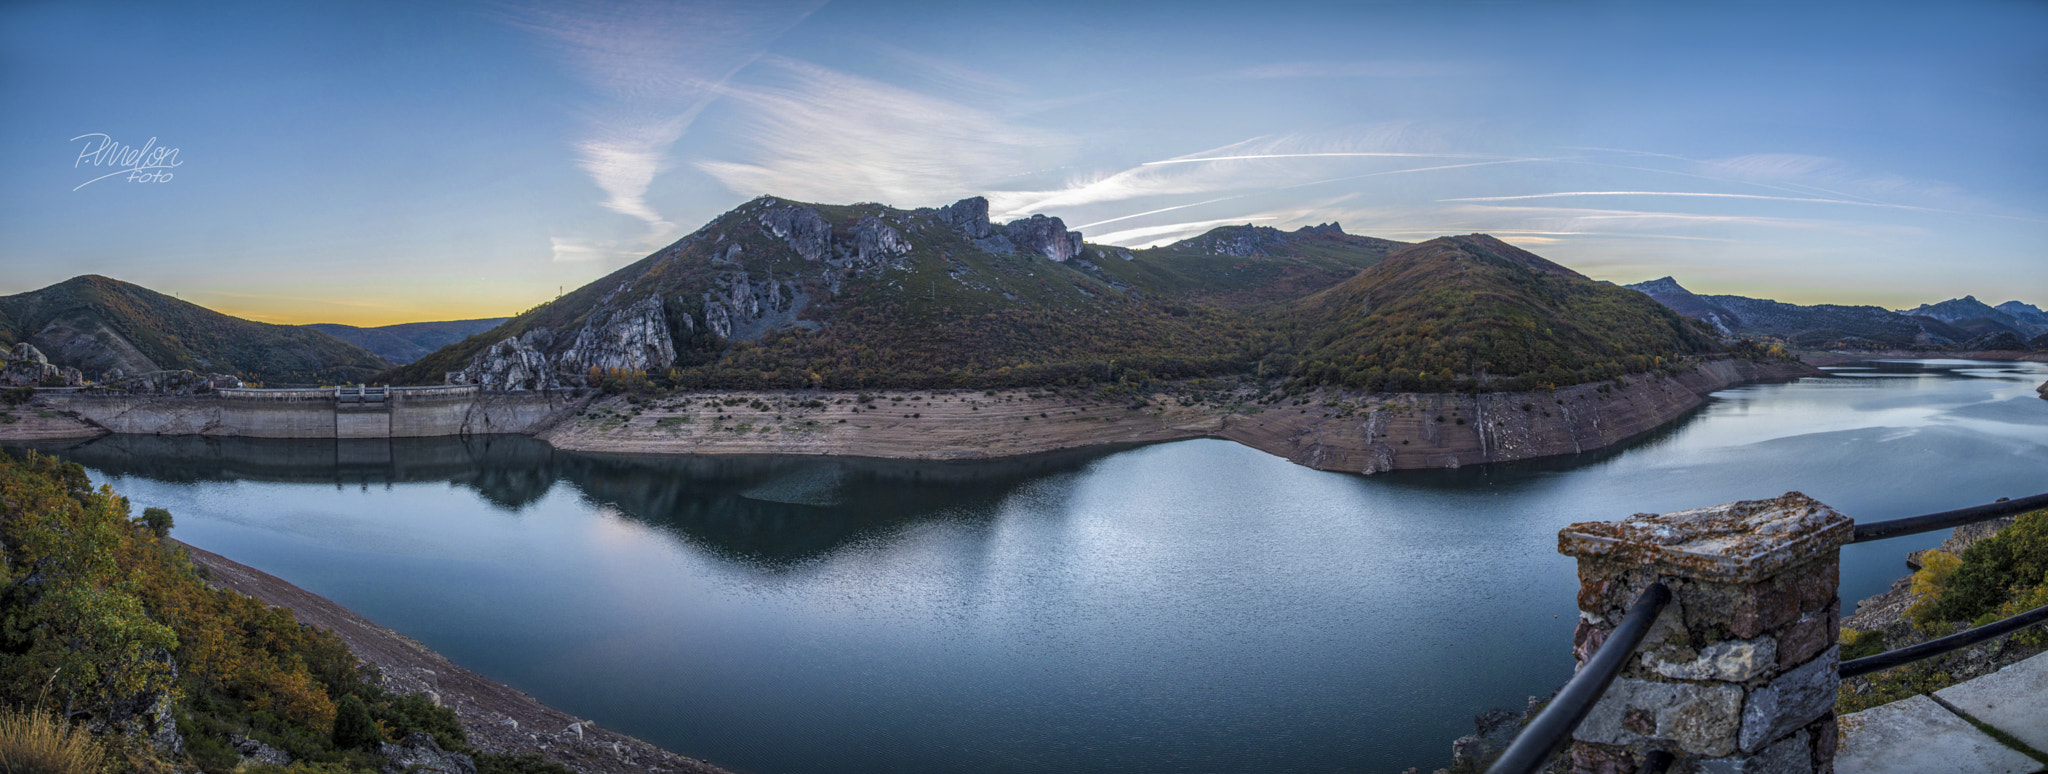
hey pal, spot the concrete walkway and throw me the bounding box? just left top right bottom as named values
left=1838, top=650, right=2048, bottom=774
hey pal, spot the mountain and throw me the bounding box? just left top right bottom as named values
left=1114, top=223, right=1407, bottom=308
left=1626, top=280, right=2046, bottom=350
left=1274, top=236, right=1720, bottom=391
left=381, top=196, right=1731, bottom=393
left=1623, top=277, right=1743, bottom=335
left=1995, top=300, right=2048, bottom=332
left=0, top=275, right=390, bottom=384
left=1897, top=295, right=2036, bottom=338
left=381, top=196, right=1404, bottom=390
left=304, top=318, right=507, bottom=365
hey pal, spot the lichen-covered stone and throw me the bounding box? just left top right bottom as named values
left=1558, top=492, right=1851, bottom=584
left=1645, top=636, right=1777, bottom=682
left=1697, top=730, right=1812, bottom=774
left=1740, top=647, right=1839, bottom=753
left=1575, top=677, right=1745, bottom=757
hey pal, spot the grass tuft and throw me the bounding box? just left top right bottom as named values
left=0, top=705, right=107, bottom=774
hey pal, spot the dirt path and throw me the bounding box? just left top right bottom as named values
left=176, top=541, right=733, bottom=774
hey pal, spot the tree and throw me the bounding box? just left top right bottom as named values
left=139, top=507, right=173, bottom=539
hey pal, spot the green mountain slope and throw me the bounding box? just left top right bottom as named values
left=304, top=318, right=508, bottom=365
left=1268, top=235, right=1721, bottom=391
left=384, top=198, right=1723, bottom=393
left=0, top=275, right=389, bottom=384
left=382, top=197, right=1399, bottom=389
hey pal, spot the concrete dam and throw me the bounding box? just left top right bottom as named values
left=48, top=384, right=569, bottom=439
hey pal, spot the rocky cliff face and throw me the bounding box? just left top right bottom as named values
left=452, top=334, right=556, bottom=391
left=557, top=294, right=677, bottom=375
left=1, top=343, right=84, bottom=387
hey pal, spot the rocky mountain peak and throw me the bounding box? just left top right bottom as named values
left=1627, top=276, right=1694, bottom=297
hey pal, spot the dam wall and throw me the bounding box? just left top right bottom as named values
left=47, top=385, right=571, bottom=439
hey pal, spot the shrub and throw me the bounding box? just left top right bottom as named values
left=331, top=694, right=380, bottom=750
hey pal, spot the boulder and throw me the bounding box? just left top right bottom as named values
left=379, top=732, right=476, bottom=774
left=231, top=735, right=291, bottom=767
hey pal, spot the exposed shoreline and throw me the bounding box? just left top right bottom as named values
left=513, top=359, right=1822, bottom=474
left=6, top=359, right=1822, bottom=474
left=175, top=541, right=733, bottom=774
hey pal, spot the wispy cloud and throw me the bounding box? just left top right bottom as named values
left=1092, top=216, right=1280, bottom=248
left=500, top=0, right=822, bottom=256
left=695, top=56, right=1071, bottom=207
left=1224, top=60, right=1490, bottom=80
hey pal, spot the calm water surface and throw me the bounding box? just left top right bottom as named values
left=19, top=359, right=2048, bottom=774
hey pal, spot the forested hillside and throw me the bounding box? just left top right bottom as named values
left=0, top=276, right=388, bottom=384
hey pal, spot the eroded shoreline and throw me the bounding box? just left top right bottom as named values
left=7, top=359, right=1821, bottom=474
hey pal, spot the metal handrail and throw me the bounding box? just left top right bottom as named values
left=1850, top=492, right=2048, bottom=543
left=1841, top=600, right=2048, bottom=678
left=1485, top=583, right=1673, bottom=774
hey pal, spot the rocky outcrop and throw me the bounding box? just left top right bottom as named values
left=934, top=196, right=996, bottom=238
left=232, top=735, right=292, bottom=767
left=849, top=215, right=912, bottom=267
left=1, top=343, right=85, bottom=387
left=379, top=732, right=476, bottom=774
left=557, top=296, right=677, bottom=375
left=92, top=369, right=239, bottom=395
left=999, top=214, right=1084, bottom=262
left=452, top=334, right=557, bottom=391
left=756, top=202, right=833, bottom=262
left=702, top=271, right=805, bottom=343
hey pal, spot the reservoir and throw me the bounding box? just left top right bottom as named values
left=16, top=359, right=2048, bottom=774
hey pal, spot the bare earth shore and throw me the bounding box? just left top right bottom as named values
left=176, top=541, right=732, bottom=774
left=543, top=359, right=1819, bottom=474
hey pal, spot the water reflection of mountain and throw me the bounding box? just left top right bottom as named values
left=12, top=434, right=1125, bottom=566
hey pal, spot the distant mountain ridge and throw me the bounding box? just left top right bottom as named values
left=0, top=275, right=391, bottom=384
left=1625, top=277, right=2045, bottom=351
left=304, top=318, right=508, bottom=365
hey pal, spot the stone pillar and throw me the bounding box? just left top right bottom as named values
left=1559, top=492, right=1851, bottom=774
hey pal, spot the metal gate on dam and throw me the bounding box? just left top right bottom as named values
left=51, top=384, right=565, bottom=438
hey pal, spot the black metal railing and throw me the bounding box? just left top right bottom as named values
left=1483, top=491, right=2047, bottom=774
left=1849, top=492, right=2048, bottom=543
left=1486, top=583, right=1672, bottom=774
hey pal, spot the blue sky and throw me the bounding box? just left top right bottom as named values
left=3, top=0, right=2043, bottom=325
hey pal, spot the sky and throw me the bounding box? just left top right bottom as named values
left=3, top=0, right=2044, bottom=326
